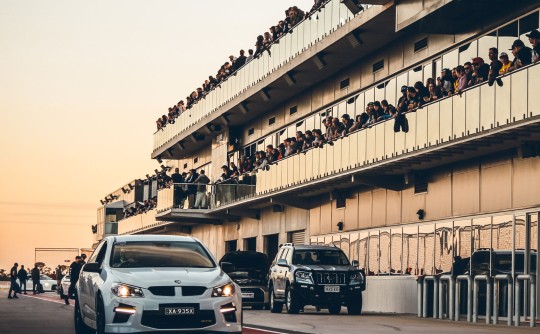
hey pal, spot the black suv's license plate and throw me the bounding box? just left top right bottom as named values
left=164, top=307, right=195, bottom=315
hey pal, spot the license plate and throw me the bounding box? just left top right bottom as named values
left=324, top=285, right=340, bottom=293
left=164, top=307, right=195, bottom=315
left=241, top=292, right=255, bottom=298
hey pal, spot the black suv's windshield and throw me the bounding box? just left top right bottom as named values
left=293, top=249, right=350, bottom=266
left=110, top=241, right=215, bottom=268
left=220, top=252, right=268, bottom=271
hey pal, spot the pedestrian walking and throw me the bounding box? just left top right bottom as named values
left=17, top=265, right=28, bottom=294
left=30, top=264, right=41, bottom=294
left=55, top=266, right=63, bottom=292
left=8, top=263, right=20, bottom=299
left=65, top=256, right=83, bottom=305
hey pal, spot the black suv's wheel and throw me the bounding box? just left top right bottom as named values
left=328, top=303, right=341, bottom=315
left=74, top=298, right=92, bottom=334
left=347, top=294, right=362, bottom=315
left=285, top=286, right=300, bottom=314
left=269, top=287, right=283, bottom=313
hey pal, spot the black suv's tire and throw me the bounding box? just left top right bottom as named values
left=328, top=303, right=341, bottom=315
left=347, top=294, right=362, bottom=315
left=269, top=287, right=283, bottom=313
left=74, top=298, right=92, bottom=334
left=285, top=286, right=301, bottom=314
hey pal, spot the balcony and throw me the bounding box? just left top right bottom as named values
left=155, top=182, right=256, bottom=222
left=117, top=209, right=159, bottom=235
left=199, top=63, right=540, bottom=211
left=151, top=1, right=395, bottom=159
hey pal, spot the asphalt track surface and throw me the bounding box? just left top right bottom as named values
left=1, top=290, right=538, bottom=334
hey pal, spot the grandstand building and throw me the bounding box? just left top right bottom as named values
left=97, top=0, right=539, bottom=321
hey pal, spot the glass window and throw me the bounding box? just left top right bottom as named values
left=350, top=233, right=359, bottom=263
left=337, top=101, right=347, bottom=118
left=403, top=226, right=418, bottom=275
left=408, top=65, right=423, bottom=87
left=364, top=87, right=375, bottom=105
left=498, top=21, right=518, bottom=53
left=435, top=222, right=453, bottom=274
left=375, top=82, right=385, bottom=102
left=519, top=11, right=539, bottom=43
left=110, top=241, right=215, bottom=268
left=458, top=40, right=478, bottom=66
left=391, top=228, right=403, bottom=274
left=358, top=232, right=369, bottom=271
left=477, top=31, right=497, bottom=64
left=292, top=249, right=350, bottom=265
left=419, top=224, right=435, bottom=275
left=442, top=48, right=459, bottom=71
left=385, top=78, right=397, bottom=108
left=453, top=220, right=472, bottom=275
left=379, top=229, right=391, bottom=274
left=423, top=63, right=433, bottom=86
left=354, top=92, right=365, bottom=119
left=368, top=232, right=378, bottom=276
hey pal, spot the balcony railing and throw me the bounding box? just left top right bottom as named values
left=254, top=63, right=540, bottom=195
left=153, top=0, right=368, bottom=151
left=118, top=209, right=158, bottom=235
left=156, top=182, right=257, bottom=213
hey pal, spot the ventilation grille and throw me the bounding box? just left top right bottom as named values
left=268, top=117, right=276, bottom=126
left=194, top=157, right=198, bottom=164
left=290, top=106, right=298, bottom=115
left=182, top=286, right=207, bottom=296
left=248, top=128, right=254, bottom=136
left=373, top=60, right=384, bottom=73
left=414, top=38, right=428, bottom=53
left=148, top=286, right=175, bottom=296
left=414, top=180, right=428, bottom=194
left=288, top=230, right=305, bottom=245
left=183, top=163, right=188, bottom=169
left=340, top=78, right=350, bottom=90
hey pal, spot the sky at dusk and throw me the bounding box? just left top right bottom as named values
left=0, top=0, right=314, bottom=270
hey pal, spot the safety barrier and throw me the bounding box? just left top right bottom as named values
left=455, top=275, right=473, bottom=322
left=514, top=274, right=537, bottom=327
left=493, top=274, right=513, bottom=326
left=422, top=276, right=439, bottom=319
left=472, top=275, right=491, bottom=324
left=438, top=275, right=455, bottom=320
left=417, top=276, right=424, bottom=318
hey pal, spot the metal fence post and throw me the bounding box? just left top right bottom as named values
left=455, top=275, right=472, bottom=322
left=473, top=275, right=491, bottom=324
left=417, top=276, right=424, bottom=318
left=439, top=275, right=456, bottom=319
left=515, top=274, right=537, bottom=327
left=422, top=276, right=439, bottom=318
left=493, top=274, right=512, bottom=326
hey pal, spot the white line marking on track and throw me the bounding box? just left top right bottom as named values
left=244, top=326, right=288, bottom=334
left=19, top=294, right=74, bottom=307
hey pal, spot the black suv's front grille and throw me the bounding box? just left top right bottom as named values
left=313, top=272, right=347, bottom=285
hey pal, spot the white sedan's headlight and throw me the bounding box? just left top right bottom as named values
left=212, top=282, right=235, bottom=297
left=111, top=283, right=144, bottom=298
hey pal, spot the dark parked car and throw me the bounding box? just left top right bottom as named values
left=470, top=249, right=537, bottom=276
left=268, top=243, right=366, bottom=315
left=219, top=251, right=270, bottom=309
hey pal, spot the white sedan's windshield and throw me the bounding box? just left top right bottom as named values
left=110, top=241, right=215, bottom=268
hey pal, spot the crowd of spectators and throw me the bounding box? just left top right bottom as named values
left=123, top=197, right=157, bottom=219
left=156, top=1, right=334, bottom=131
left=216, top=33, right=540, bottom=182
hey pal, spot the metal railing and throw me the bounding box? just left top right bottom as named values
left=156, top=182, right=257, bottom=213
left=438, top=275, right=455, bottom=320
left=473, top=275, right=492, bottom=324
left=422, top=276, right=439, bottom=319
left=493, top=274, right=513, bottom=326
left=455, top=275, right=473, bottom=322
left=515, top=274, right=537, bottom=327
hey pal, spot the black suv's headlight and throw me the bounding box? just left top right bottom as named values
left=212, top=283, right=235, bottom=297
left=349, top=272, right=363, bottom=284
left=295, top=271, right=313, bottom=284
left=111, top=283, right=144, bottom=298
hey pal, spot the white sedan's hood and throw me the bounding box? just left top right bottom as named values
left=109, top=267, right=228, bottom=288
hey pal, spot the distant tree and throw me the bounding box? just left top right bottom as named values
left=0, top=269, right=8, bottom=281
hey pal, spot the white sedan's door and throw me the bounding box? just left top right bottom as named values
left=79, top=241, right=108, bottom=321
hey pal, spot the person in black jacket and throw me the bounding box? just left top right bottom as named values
left=30, top=264, right=40, bottom=295
left=17, top=265, right=28, bottom=295
left=8, top=263, right=19, bottom=299
left=65, top=256, right=83, bottom=305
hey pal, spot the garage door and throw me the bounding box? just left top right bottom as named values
left=288, top=230, right=306, bottom=245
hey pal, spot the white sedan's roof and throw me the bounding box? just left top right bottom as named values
left=107, top=234, right=197, bottom=243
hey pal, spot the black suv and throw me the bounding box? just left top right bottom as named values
left=268, top=243, right=366, bottom=315
left=219, top=251, right=270, bottom=309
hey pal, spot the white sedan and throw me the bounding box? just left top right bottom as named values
left=25, top=274, right=57, bottom=292
left=59, top=274, right=71, bottom=299
left=75, top=235, right=242, bottom=334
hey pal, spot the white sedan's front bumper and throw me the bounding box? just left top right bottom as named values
left=102, top=287, right=242, bottom=333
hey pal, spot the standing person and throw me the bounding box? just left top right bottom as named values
left=526, top=29, right=540, bottom=62
left=171, top=168, right=185, bottom=208
left=8, top=263, right=19, bottom=299
left=80, top=253, right=87, bottom=265
left=55, top=266, right=63, bottom=293
left=17, top=265, right=28, bottom=295
left=30, top=264, right=41, bottom=295
left=193, top=170, right=210, bottom=209
left=487, top=47, right=504, bottom=87
left=65, top=256, right=83, bottom=305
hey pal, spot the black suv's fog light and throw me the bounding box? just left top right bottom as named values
left=220, top=303, right=237, bottom=322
